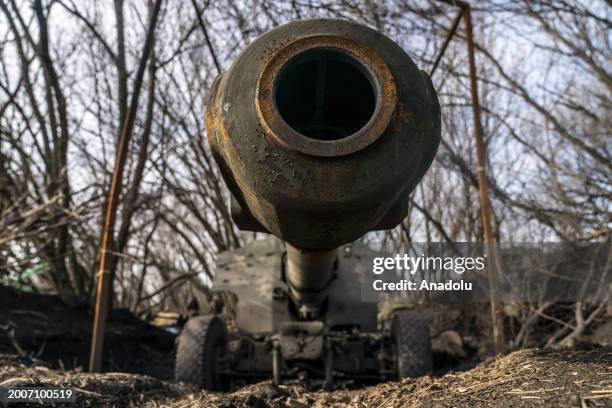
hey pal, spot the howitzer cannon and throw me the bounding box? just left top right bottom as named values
left=175, top=18, right=441, bottom=389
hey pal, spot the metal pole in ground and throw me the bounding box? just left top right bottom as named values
left=88, top=127, right=128, bottom=373
left=429, top=0, right=506, bottom=354
left=89, top=0, right=162, bottom=372
left=461, top=4, right=506, bottom=354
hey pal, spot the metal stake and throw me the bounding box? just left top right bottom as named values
left=430, top=0, right=506, bottom=354
left=461, top=4, right=506, bottom=354
left=89, top=0, right=162, bottom=372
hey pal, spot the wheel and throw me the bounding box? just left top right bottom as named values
left=175, top=315, right=229, bottom=390
left=391, top=309, right=433, bottom=378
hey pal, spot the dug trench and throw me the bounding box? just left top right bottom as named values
left=1, top=286, right=610, bottom=407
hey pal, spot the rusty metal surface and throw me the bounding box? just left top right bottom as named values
left=206, top=19, right=441, bottom=251
left=256, top=35, right=397, bottom=157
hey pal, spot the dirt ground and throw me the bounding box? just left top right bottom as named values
left=0, top=286, right=175, bottom=380
left=1, top=286, right=611, bottom=407
left=0, top=347, right=610, bottom=407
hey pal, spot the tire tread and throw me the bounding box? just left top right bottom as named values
left=175, top=315, right=226, bottom=389
left=392, top=310, right=433, bottom=378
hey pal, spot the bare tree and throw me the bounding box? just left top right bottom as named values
left=1, top=1, right=609, bottom=345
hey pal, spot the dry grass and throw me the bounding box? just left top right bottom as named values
left=1, top=347, right=610, bottom=407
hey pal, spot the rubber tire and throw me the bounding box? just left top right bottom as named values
left=391, top=309, right=433, bottom=378
left=175, top=315, right=228, bottom=390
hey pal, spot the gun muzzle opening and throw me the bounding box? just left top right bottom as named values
left=275, top=49, right=375, bottom=141
left=257, top=35, right=397, bottom=157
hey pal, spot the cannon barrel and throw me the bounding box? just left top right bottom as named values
left=206, top=19, right=440, bottom=314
